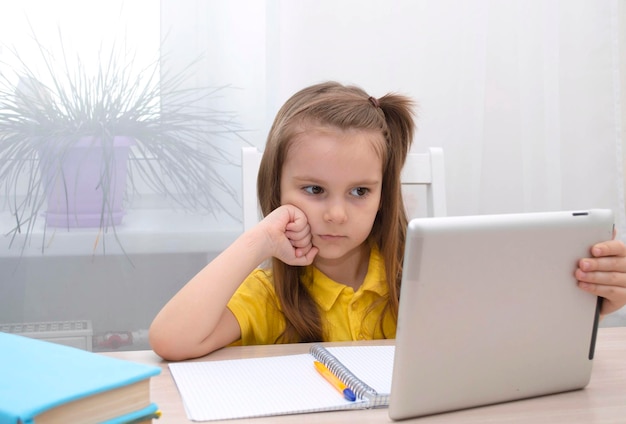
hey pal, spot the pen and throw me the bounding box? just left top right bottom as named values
left=314, top=361, right=356, bottom=402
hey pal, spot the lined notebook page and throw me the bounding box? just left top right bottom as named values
left=169, top=353, right=367, bottom=421
left=325, top=345, right=394, bottom=394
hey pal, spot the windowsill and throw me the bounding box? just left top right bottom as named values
left=0, top=209, right=242, bottom=257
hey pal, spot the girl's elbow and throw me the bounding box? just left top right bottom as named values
left=149, top=323, right=188, bottom=361
left=149, top=324, right=217, bottom=361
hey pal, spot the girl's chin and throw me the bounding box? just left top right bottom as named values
left=313, top=245, right=365, bottom=262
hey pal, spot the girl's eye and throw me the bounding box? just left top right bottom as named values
left=303, top=185, right=324, bottom=195
left=351, top=187, right=370, bottom=197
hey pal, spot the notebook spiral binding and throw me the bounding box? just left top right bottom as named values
left=310, top=344, right=379, bottom=402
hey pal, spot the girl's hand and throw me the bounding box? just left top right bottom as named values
left=260, top=204, right=318, bottom=266
left=576, top=236, right=626, bottom=317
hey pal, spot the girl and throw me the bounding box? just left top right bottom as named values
left=150, top=81, right=626, bottom=361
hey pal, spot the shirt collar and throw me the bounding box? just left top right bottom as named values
left=301, top=245, right=388, bottom=311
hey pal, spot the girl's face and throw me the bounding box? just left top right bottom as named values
left=280, top=127, right=384, bottom=264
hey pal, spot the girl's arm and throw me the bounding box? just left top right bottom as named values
left=149, top=205, right=318, bottom=361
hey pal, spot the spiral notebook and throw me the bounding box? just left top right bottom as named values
left=168, top=344, right=394, bottom=421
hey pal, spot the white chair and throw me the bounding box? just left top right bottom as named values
left=400, top=147, right=447, bottom=219
left=241, top=146, right=447, bottom=231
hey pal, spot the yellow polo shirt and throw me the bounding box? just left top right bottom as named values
left=227, top=246, right=396, bottom=345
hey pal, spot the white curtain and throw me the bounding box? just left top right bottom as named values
left=5, top=0, right=623, bottom=238
left=169, top=0, right=625, bottom=232
left=269, top=0, right=624, bottom=224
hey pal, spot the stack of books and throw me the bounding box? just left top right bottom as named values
left=0, top=332, right=160, bottom=423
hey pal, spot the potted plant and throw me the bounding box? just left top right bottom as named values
left=0, top=35, right=245, bottom=254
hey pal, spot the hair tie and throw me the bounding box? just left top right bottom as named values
left=368, top=96, right=380, bottom=108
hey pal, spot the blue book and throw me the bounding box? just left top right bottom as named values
left=0, top=332, right=160, bottom=424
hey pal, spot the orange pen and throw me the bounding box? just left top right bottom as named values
left=313, top=361, right=356, bottom=401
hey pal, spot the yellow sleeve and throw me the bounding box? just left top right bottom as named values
left=227, top=268, right=287, bottom=345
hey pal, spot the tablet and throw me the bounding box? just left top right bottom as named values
left=389, top=209, right=614, bottom=420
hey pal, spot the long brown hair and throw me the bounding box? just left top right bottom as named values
left=257, top=81, right=415, bottom=343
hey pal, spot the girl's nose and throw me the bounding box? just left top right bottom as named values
left=323, top=200, right=348, bottom=223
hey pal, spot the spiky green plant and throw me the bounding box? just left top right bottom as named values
left=0, top=33, right=246, bottom=254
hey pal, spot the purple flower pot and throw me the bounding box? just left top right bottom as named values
left=40, top=136, right=133, bottom=228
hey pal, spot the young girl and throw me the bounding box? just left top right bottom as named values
left=150, top=81, right=626, bottom=361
